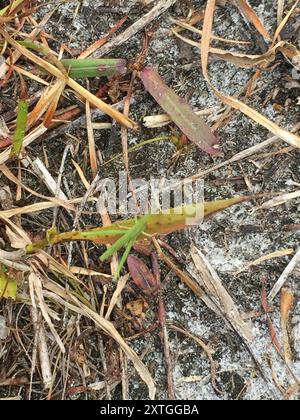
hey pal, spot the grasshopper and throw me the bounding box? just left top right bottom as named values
left=26, top=197, right=250, bottom=278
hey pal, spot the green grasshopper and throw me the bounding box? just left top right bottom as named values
left=26, top=197, right=250, bottom=278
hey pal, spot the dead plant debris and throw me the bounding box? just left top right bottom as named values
left=0, top=0, right=299, bottom=401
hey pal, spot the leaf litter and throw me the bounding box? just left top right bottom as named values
left=0, top=0, right=300, bottom=401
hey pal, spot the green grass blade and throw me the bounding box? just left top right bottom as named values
left=60, top=59, right=127, bottom=78
left=0, top=40, right=127, bottom=79
left=99, top=216, right=149, bottom=262
left=10, top=98, right=28, bottom=158
left=114, top=239, right=134, bottom=279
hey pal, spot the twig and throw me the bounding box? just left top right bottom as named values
left=93, top=0, right=178, bottom=58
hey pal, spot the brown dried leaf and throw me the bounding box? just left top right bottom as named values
left=127, top=255, right=161, bottom=296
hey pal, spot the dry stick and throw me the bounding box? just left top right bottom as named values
left=121, top=72, right=135, bottom=174
left=280, top=288, right=294, bottom=364
left=93, top=0, right=178, bottom=58
left=29, top=306, right=40, bottom=400
left=121, top=71, right=140, bottom=213
left=269, top=249, right=300, bottom=302
left=37, top=99, right=132, bottom=146
left=120, top=348, right=129, bottom=401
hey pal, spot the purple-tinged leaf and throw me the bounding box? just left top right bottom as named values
left=127, top=255, right=161, bottom=296
left=140, top=67, right=220, bottom=155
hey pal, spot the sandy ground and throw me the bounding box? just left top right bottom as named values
left=0, top=0, right=299, bottom=400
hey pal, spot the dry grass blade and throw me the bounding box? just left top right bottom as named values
left=0, top=164, right=76, bottom=212
left=277, top=0, right=285, bottom=24
left=200, top=0, right=300, bottom=149
left=274, top=0, right=299, bottom=41
left=171, top=17, right=251, bottom=44
left=235, top=249, right=295, bottom=275
left=105, top=274, right=130, bottom=320
left=13, top=64, right=49, bottom=86
left=43, top=280, right=156, bottom=399
left=232, top=0, right=272, bottom=40
left=269, top=249, right=300, bottom=302
left=29, top=271, right=65, bottom=353
left=0, top=196, right=92, bottom=219
left=30, top=306, right=52, bottom=389
left=258, top=190, right=300, bottom=209
left=173, top=30, right=299, bottom=68
left=86, top=100, right=98, bottom=179
left=201, top=0, right=216, bottom=73
left=190, top=245, right=253, bottom=344
left=190, top=246, right=283, bottom=398
left=30, top=157, right=68, bottom=200
left=0, top=124, right=47, bottom=165
left=0, top=212, right=31, bottom=244
left=0, top=27, right=137, bottom=129
left=27, top=80, right=63, bottom=128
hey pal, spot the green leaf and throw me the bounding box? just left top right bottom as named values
left=60, top=59, right=127, bottom=78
